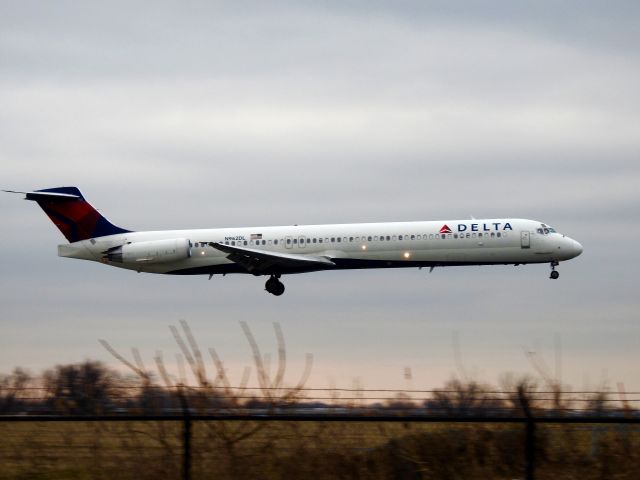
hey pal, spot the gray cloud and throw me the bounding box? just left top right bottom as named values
left=1, top=1, right=639, bottom=391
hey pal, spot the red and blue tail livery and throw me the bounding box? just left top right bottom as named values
left=5, top=186, right=582, bottom=296
left=23, top=187, right=130, bottom=243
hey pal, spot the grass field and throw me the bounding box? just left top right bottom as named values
left=1, top=420, right=639, bottom=479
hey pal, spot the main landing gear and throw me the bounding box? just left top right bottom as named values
left=265, top=275, right=285, bottom=296
left=549, top=261, right=560, bottom=280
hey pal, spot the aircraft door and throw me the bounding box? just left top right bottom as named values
left=298, top=236, right=306, bottom=248
left=285, top=236, right=293, bottom=249
left=520, top=231, right=531, bottom=249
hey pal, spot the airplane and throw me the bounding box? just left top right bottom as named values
left=4, top=187, right=583, bottom=296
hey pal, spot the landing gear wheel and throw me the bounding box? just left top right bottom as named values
left=549, top=261, right=560, bottom=280
left=265, top=276, right=285, bottom=296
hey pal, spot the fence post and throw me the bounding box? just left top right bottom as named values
left=518, top=385, right=535, bottom=480
left=178, top=386, right=192, bottom=480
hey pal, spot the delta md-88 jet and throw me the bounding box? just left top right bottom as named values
left=6, top=187, right=583, bottom=296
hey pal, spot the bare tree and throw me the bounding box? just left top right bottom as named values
left=42, top=361, right=118, bottom=414
left=0, top=368, right=32, bottom=413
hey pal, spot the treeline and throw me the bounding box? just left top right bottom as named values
left=0, top=361, right=633, bottom=417
left=2, top=321, right=635, bottom=417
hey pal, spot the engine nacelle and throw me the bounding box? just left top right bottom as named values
left=105, top=238, right=192, bottom=264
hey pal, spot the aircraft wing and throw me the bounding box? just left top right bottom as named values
left=209, top=242, right=335, bottom=274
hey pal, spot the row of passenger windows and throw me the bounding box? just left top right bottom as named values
left=284, top=232, right=504, bottom=244
left=193, top=231, right=505, bottom=248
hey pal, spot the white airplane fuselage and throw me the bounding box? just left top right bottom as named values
left=7, top=187, right=582, bottom=296
left=60, top=218, right=582, bottom=275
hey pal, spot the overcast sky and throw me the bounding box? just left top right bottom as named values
left=1, top=1, right=639, bottom=395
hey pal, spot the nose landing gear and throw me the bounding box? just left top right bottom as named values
left=549, top=261, right=560, bottom=279
left=265, top=275, right=285, bottom=296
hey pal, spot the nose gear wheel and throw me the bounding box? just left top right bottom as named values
left=549, top=261, right=560, bottom=279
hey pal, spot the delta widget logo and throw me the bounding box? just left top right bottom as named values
left=439, top=222, right=513, bottom=234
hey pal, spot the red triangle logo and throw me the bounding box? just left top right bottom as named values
left=439, top=224, right=452, bottom=234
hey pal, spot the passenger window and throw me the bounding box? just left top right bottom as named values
left=286, top=239, right=291, bottom=244
left=497, top=232, right=501, bottom=238
left=386, top=235, right=390, bottom=241
left=454, top=234, right=458, bottom=239
left=274, top=239, right=279, bottom=245
left=399, top=235, right=403, bottom=240
left=244, top=241, right=248, bottom=245
left=293, top=238, right=297, bottom=244
left=312, top=238, right=317, bottom=243
left=368, top=236, right=372, bottom=241
left=337, top=238, right=341, bottom=243
left=490, top=232, right=495, bottom=237
left=232, top=241, right=236, bottom=246
left=411, top=235, right=415, bottom=240
left=331, top=237, right=335, bottom=242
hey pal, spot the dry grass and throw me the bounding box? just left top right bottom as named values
left=1, top=420, right=639, bottom=480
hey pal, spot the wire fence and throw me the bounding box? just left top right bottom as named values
left=2, top=385, right=640, bottom=479
left=1, top=410, right=639, bottom=480
left=2, top=385, right=639, bottom=417
left=2, top=320, right=638, bottom=479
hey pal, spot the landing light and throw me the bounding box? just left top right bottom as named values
left=403, top=252, right=411, bottom=259
left=361, top=245, right=367, bottom=250
left=201, top=251, right=205, bottom=255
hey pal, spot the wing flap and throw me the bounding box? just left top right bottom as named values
left=209, top=242, right=335, bottom=274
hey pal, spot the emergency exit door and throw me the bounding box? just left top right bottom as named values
left=520, top=231, right=531, bottom=248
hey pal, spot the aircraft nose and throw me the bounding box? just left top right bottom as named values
left=573, top=239, right=583, bottom=257
left=567, top=238, right=583, bottom=258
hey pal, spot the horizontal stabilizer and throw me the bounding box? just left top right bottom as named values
left=25, top=191, right=81, bottom=201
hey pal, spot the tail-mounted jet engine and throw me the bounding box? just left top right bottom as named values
left=104, top=238, right=192, bottom=264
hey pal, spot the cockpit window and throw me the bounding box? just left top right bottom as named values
left=539, top=224, right=558, bottom=235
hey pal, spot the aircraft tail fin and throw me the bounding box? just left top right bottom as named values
left=16, top=187, right=130, bottom=242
